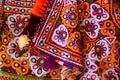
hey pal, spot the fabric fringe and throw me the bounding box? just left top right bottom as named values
left=0, top=71, right=51, bottom=80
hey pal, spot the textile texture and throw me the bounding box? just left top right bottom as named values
left=0, top=0, right=120, bottom=80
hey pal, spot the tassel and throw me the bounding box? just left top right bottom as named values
left=22, top=0, right=48, bottom=39
left=32, top=0, right=48, bottom=17
left=45, top=56, right=59, bottom=69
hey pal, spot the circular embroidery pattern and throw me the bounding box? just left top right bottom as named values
left=101, top=20, right=116, bottom=36
left=78, top=2, right=90, bottom=19
left=80, top=72, right=99, bottom=80
left=2, top=30, right=13, bottom=45
left=0, top=51, right=13, bottom=68
left=61, top=4, right=78, bottom=28
left=101, top=69, right=119, bottom=80
left=50, top=69, right=61, bottom=78
left=12, top=60, right=29, bottom=75
left=67, top=32, right=81, bottom=53
left=0, top=45, right=7, bottom=52
left=111, top=41, right=120, bottom=55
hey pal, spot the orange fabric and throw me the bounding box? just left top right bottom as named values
left=31, top=0, right=48, bottom=17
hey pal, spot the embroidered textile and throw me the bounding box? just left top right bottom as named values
left=0, top=0, right=120, bottom=80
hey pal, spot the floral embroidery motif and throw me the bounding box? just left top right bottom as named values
left=61, top=4, right=78, bottom=28
left=78, top=2, right=90, bottom=19
left=88, top=38, right=110, bottom=61
left=101, top=69, right=119, bottom=80
left=29, top=56, right=50, bottom=77
left=0, top=51, right=13, bottom=68
left=101, top=20, right=116, bottom=36
left=90, top=3, right=109, bottom=22
left=12, top=60, right=29, bottom=75
left=2, top=30, right=13, bottom=45
left=7, top=14, right=29, bottom=36
left=67, top=32, right=81, bottom=53
left=52, top=24, right=69, bottom=47
left=81, top=18, right=101, bottom=39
